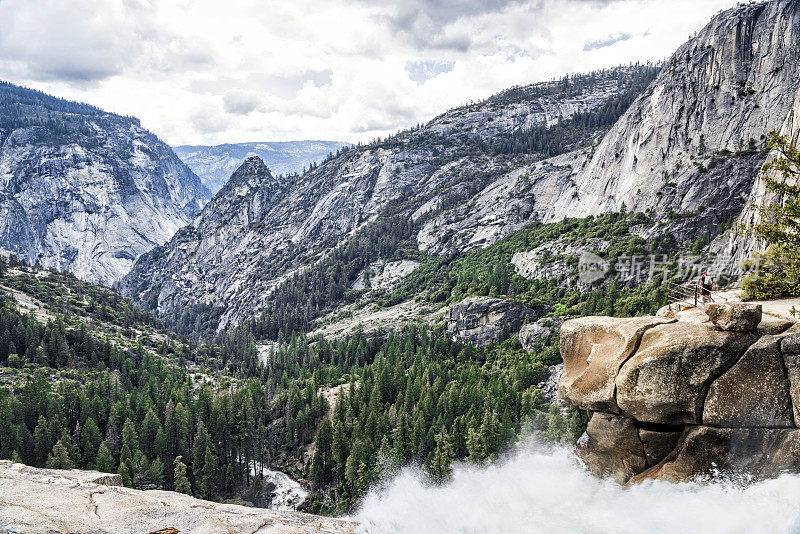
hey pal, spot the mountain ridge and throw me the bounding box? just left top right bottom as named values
left=121, top=65, right=657, bottom=335
left=173, top=140, right=348, bottom=194
left=0, top=81, right=211, bottom=285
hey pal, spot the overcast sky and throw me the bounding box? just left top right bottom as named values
left=0, top=0, right=740, bottom=146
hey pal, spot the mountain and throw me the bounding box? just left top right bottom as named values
left=121, top=0, right=800, bottom=342
left=120, top=65, right=659, bottom=335
left=173, top=140, right=348, bottom=194
left=545, top=0, right=800, bottom=263
left=0, top=81, right=211, bottom=285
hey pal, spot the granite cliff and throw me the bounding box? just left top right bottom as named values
left=0, top=82, right=211, bottom=285
left=559, top=304, right=800, bottom=484
left=122, top=66, right=655, bottom=332
left=122, top=1, right=800, bottom=337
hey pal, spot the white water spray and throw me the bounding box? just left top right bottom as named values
left=354, top=443, right=800, bottom=534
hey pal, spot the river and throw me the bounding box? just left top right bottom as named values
left=250, top=464, right=309, bottom=511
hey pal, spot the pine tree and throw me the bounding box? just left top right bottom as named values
left=95, top=441, right=115, bottom=473
left=46, top=439, right=73, bottom=470
left=199, top=445, right=217, bottom=499
left=173, top=456, right=192, bottom=495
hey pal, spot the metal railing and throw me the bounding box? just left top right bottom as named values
left=666, top=280, right=731, bottom=312
left=666, top=280, right=697, bottom=311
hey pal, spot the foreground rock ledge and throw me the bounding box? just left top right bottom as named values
left=560, top=312, right=800, bottom=484
left=0, top=460, right=357, bottom=534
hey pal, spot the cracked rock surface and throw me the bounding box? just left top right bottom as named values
left=0, top=460, right=357, bottom=534
left=560, top=312, right=800, bottom=484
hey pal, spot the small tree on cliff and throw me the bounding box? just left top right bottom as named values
left=742, top=130, right=800, bottom=300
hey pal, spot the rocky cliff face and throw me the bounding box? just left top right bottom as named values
left=429, top=0, right=800, bottom=262
left=559, top=305, right=800, bottom=484
left=174, top=140, right=347, bottom=194
left=122, top=67, right=652, bottom=332
left=0, top=460, right=356, bottom=534
left=444, top=296, right=537, bottom=347
left=122, top=1, right=800, bottom=337
left=546, top=0, right=800, bottom=259
left=0, top=82, right=211, bottom=285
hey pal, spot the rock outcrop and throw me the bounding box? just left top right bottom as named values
left=0, top=81, right=210, bottom=285
left=0, top=460, right=356, bottom=534
left=560, top=310, right=800, bottom=484
left=174, top=141, right=347, bottom=194
left=705, top=302, right=763, bottom=332
left=445, top=297, right=535, bottom=347
left=518, top=317, right=564, bottom=351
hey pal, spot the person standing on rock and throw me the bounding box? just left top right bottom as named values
left=699, top=270, right=713, bottom=305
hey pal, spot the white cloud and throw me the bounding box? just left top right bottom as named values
left=0, top=0, right=739, bottom=145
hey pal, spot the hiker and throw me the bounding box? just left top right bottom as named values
left=699, top=270, right=713, bottom=304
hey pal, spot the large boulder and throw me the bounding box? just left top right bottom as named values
left=705, top=303, right=762, bottom=332
left=559, top=316, right=674, bottom=413
left=444, top=297, right=535, bottom=347
left=703, top=336, right=795, bottom=427
left=632, top=426, right=800, bottom=484
left=615, top=322, right=755, bottom=424
left=576, top=413, right=647, bottom=484
left=519, top=317, right=564, bottom=351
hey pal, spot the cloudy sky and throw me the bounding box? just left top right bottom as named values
left=0, top=0, right=739, bottom=146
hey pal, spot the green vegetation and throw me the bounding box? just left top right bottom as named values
left=0, top=209, right=686, bottom=515
left=0, top=257, right=323, bottom=503
left=375, top=212, right=675, bottom=317
left=742, top=131, right=800, bottom=299
left=489, top=66, right=659, bottom=157
left=0, top=255, right=583, bottom=515
left=260, top=326, right=584, bottom=515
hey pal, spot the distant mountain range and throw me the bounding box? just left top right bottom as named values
left=173, top=141, right=348, bottom=194
left=0, top=81, right=210, bottom=285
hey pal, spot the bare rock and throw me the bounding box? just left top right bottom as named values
left=519, top=317, right=564, bottom=351
left=0, top=460, right=357, bottom=534
left=780, top=333, right=800, bottom=423
left=703, top=335, right=795, bottom=427
left=632, top=426, right=800, bottom=484
left=615, top=322, right=755, bottom=424
left=638, top=428, right=682, bottom=467
left=444, top=297, right=535, bottom=347
left=706, top=303, right=762, bottom=332
left=757, top=315, right=795, bottom=335
left=559, top=316, right=674, bottom=413
left=576, top=413, right=647, bottom=484
left=782, top=333, right=800, bottom=354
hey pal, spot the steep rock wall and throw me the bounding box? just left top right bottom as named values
left=559, top=308, right=800, bottom=484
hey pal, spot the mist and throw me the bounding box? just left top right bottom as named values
left=354, top=442, right=800, bottom=534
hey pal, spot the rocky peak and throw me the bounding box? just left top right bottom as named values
left=121, top=66, right=654, bottom=335
left=223, top=155, right=274, bottom=193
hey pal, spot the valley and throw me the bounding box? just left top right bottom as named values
left=2, top=0, right=800, bottom=532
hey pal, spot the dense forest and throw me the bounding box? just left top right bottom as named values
left=0, top=208, right=691, bottom=514
left=0, top=255, right=580, bottom=513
